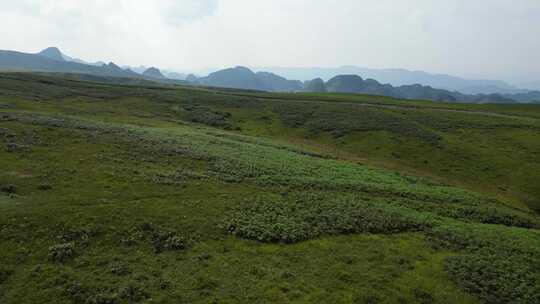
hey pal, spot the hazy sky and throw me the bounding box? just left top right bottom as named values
left=1, top=0, right=539, bottom=82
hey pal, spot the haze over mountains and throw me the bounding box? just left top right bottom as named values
left=191, top=66, right=304, bottom=92
left=254, top=66, right=530, bottom=95
left=0, top=47, right=182, bottom=83
left=189, top=67, right=540, bottom=103
left=0, top=47, right=138, bottom=78
left=38, top=47, right=105, bottom=67
left=1, top=47, right=539, bottom=103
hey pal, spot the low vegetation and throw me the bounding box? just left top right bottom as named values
left=223, top=197, right=427, bottom=243
left=0, top=73, right=538, bottom=303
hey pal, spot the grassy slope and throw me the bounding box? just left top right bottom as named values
left=207, top=90, right=540, bottom=211
left=0, top=73, right=539, bottom=303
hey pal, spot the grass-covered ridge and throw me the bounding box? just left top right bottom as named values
left=0, top=73, right=539, bottom=303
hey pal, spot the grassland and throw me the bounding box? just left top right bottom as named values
left=0, top=73, right=539, bottom=303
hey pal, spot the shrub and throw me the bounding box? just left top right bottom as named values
left=413, top=288, right=435, bottom=304
left=353, top=293, right=380, bottom=304
left=63, top=281, right=85, bottom=303
left=5, top=142, right=32, bottom=153
left=151, top=231, right=187, bottom=253
left=85, top=293, right=118, bottom=304
left=122, top=223, right=190, bottom=253
left=445, top=205, right=539, bottom=228
left=184, top=107, right=232, bottom=128
left=59, top=227, right=92, bottom=247
left=151, top=169, right=206, bottom=186
left=134, top=222, right=154, bottom=232
left=402, top=199, right=540, bottom=229
left=37, top=184, right=53, bottom=191
left=429, top=222, right=540, bottom=304
left=120, top=234, right=140, bottom=247
left=195, top=276, right=219, bottom=293
left=0, top=185, right=17, bottom=194
left=223, top=199, right=426, bottom=243
left=120, top=225, right=147, bottom=246
left=159, top=279, right=170, bottom=290
left=446, top=253, right=540, bottom=304
left=0, top=267, right=13, bottom=284
left=271, top=102, right=441, bottom=143
left=109, top=262, right=131, bottom=276
left=118, top=283, right=149, bottom=302
left=48, top=243, right=75, bottom=263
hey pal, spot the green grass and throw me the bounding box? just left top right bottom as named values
left=0, top=73, right=539, bottom=303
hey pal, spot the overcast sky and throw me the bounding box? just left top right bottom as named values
left=1, top=0, right=539, bottom=83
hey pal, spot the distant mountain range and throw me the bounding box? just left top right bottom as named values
left=253, top=66, right=532, bottom=95
left=521, top=81, right=540, bottom=92
left=0, top=47, right=140, bottom=78
left=191, top=66, right=303, bottom=92
left=142, top=67, right=166, bottom=80
left=188, top=66, right=540, bottom=103
left=122, top=65, right=187, bottom=80
left=38, top=47, right=105, bottom=66
left=0, top=47, right=178, bottom=83
left=1, top=47, right=539, bottom=103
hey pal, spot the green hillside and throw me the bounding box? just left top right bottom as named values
left=0, top=73, right=539, bottom=303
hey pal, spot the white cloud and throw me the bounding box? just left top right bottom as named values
left=0, top=0, right=539, bottom=82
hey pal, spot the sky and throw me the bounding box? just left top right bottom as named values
left=1, top=0, right=539, bottom=83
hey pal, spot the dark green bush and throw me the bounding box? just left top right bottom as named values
left=118, top=283, right=149, bottom=302
left=37, top=184, right=53, bottom=191
left=353, top=293, right=380, bottom=304
left=184, top=106, right=232, bottom=128
left=48, top=242, right=75, bottom=263
left=120, top=234, right=141, bottom=247
left=109, top=262, right=131, bottom=276
left=59, top=227, right=92, bottom=247
left=151, top=169, right=206, bottom=186
left=120, top=223, right=151, bottom=246
left=0, top=184, right=17, bottom=194
left=429, top=222, right=540, bottom=304
left=413, top=288, right=435, bottom=304
left=224, top=199, right=426, bottom=243
left=440, top=205, right=539, bottom=228
left=195, top=276, right=219, bottom=293
left=272, top=102, right=441, bottom=142
left=63, top=281, right=85, bottom=303
left=5, top=143, right=32, bottom=153
left=151, top=231, right=187, bottom=253
left=0, top=267, right=13, bottom=285
left=446, top=253, right=540, bottom=304
left=85, top=293, right=117, bottom=304
left=121, top=223, right=190, bottom=253
left=428, top=222, right=540, bottom=252
left=402, top=199, right=540, bottom=229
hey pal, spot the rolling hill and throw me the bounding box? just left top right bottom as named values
left=0, top=72, right=539, bottom=303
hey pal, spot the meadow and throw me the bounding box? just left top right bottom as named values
left=0, top=73, right=539, bottom=303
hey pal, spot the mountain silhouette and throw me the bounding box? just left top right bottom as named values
left=143, top=67, right=166, bottom=79
left=0, top=47, right=138, bottom=78
left=37, top=47, right=65, bottom=61
left=188, top=67, right=526, bottom=103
